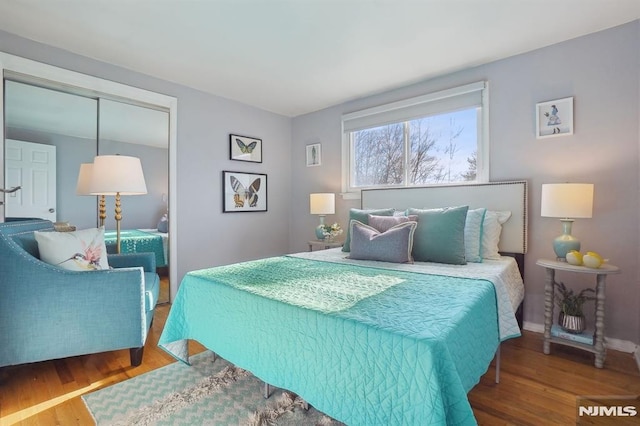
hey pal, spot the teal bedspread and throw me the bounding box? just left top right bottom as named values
left=159, top=256, right=499, bottom=425
left=104, top=230, right=166, bottom=267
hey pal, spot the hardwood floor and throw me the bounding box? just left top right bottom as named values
left=1, top=277, right=638, bottom=425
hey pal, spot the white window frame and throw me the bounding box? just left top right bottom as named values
left=341, top=81, right=489, bottom=199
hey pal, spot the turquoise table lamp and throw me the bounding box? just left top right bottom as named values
left=541, top=183, right=594, bottom=260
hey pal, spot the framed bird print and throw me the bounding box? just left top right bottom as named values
left=230, top=134, right=262, bottom=163
left=536, top=97, right=574, bottom=139
left=222, top=171, right=267, bottom=212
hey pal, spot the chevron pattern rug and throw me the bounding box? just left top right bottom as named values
left=82, top=351, right=343, bottom=425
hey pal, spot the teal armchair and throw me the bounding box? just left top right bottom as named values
left=0, top=220, right=159, bottom=367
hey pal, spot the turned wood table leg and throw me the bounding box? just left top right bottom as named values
left=594, top=274, right=606, bottom=368
left=543, top=267, right=555, bottom=355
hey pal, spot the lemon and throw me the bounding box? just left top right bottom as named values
left=583, top=251, right=604, bottom=268
left=566, top=250, right=583, bottom=266
left=586, top=251, right=603, bottom=261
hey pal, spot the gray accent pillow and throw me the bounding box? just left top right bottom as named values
left=367, top=214, right=418, bottom=233
left=342, top=208, right=395, bottom=252
left=347, top=219, right=417, bottom=263
left=408, top=206, right=469, bottom=265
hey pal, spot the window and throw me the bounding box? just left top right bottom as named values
left=342, top=82, right=488, bottom=197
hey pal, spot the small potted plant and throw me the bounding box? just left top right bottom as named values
left=554, top=281, right=595, bottom=334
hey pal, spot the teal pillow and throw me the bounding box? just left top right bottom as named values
left=408, top=206, right=469, bottom=265
left=342, top=208, right=395, bottom=252
left=464, top=208, right=486, bottom=263
left=347, top=220, right=417, bottom=263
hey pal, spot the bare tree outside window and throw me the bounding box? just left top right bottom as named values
left=444, top=117, right=463, bottom=182
left=352, top=123, right=404, bottom=186
left=409, top=119, right=442, bottom=184
left=351, top=108, right=478, bottom=188
left=460, top=151, right=477, bottom=181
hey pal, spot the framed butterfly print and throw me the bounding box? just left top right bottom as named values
left=230, top=134, right=262, bottom=163
left=222, top=171, right=267, bottom=213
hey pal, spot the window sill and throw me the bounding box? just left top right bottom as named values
left=340, top=192, right=361, bottom=201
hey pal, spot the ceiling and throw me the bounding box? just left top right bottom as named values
left=0, top=0, right=638, bottom=117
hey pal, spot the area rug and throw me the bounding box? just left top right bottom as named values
left=82, top=351, right=343, bottom=425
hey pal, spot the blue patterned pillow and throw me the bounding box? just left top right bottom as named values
left=347, top=220, right=417, bottom=263
left=408, top=206, right=469, bottom=265
left=342, top=208, right=395, bottom=252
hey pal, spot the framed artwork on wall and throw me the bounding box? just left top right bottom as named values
left=222, top=170, right=267, bottom=212
left=230, top=134, right=262, bottom=163
left=536, top=97, right=574, bottom=139
left=306, top=143, right=321, bottom=167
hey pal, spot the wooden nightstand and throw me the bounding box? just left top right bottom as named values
left=536, top=258, right=620, bottom=368
left=308, top=240, right=343, bottom=252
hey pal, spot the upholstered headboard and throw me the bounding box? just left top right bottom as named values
left=361, top=180, right=528, bottom=254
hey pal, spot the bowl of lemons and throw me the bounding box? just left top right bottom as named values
left=566, top=250, right=607, bottom=268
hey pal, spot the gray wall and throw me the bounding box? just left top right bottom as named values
left=291, top=22, right=640, bottom=345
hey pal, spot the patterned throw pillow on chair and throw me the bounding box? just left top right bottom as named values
left=34, top=227, right=110, bottom=271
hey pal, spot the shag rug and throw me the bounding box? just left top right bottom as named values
left=82, top=351, right=343, bottom=425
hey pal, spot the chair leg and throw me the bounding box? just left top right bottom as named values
left=130, top=347, right=144, bottom=367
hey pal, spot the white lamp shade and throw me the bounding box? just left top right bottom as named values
left=541, top=183, right=593, bottom=218
left=75, top=163, right=94, bottom=195
left=310, top=193, right=335, bottom=215
left=89, top=155, right=147, bottom=195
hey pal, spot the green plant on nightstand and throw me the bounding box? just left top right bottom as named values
left=554, top=281, right=595, bottom=334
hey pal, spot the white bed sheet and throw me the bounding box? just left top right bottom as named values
left=291, top=248, right=524, bottom=340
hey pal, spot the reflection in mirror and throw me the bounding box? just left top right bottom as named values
left=4, top=80, right=98, bottom=228
left=4, top=75, right=173, bottom=303
left=98, top=99, right=170, bottom=302
left=98, top=98, right=169, bottom=231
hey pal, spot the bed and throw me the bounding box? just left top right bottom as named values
left=104, top=229, right=168, bottom=267
left=159, top=181, right=527, bottom=425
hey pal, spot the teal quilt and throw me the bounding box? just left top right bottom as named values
left=159, top=256, right=499, bottom=425
left=104, top=229, right=166, bottom=267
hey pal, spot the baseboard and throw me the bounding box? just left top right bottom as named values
left=523, top=321, right=544, bottom=334
left=522, top=321, right=637, bottom=353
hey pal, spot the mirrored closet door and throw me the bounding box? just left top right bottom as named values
left=4, top=80, right=98, bottom=228
left=1, top=53, right=177, bottom=300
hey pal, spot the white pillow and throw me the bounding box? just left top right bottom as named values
left=464, top=208, right=487, bottom=263
left=34, top=227, right=110, bottom=271
left=482, top=211, right=512, bottom=260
